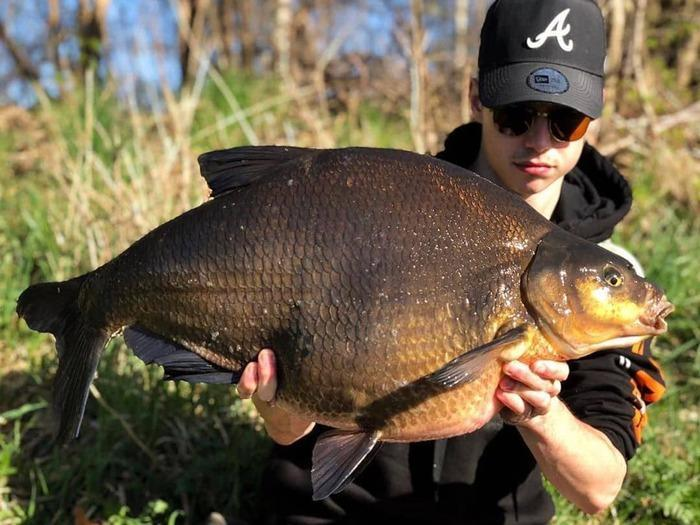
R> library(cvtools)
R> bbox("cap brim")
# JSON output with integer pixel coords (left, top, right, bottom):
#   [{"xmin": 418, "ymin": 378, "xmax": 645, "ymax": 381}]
[{"xmin": 479, "ymin": 63, "xmax": 603, "ymax": 118}]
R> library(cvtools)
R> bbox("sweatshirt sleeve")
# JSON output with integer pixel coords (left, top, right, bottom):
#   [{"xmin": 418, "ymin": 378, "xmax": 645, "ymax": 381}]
[{"xmin": 559, "ymin": 339, "xmax": 666, "ymax": 461}]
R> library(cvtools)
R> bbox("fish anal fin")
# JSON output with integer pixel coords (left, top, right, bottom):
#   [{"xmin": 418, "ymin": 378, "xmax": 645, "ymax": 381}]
[
  {"xmin": 124, "ymin": 326, "xmax": 240, "ymax": 384},
  {"xmin": 197, "ymin": 146, "xmax": 317, "ymax": 197},
  {"xmin": 311, "ymin": 429, "xmax": 382, "ymax": 501},
  {"xmin": 424, "ymin": 325, "xmax": 530, "ymax": 388}
]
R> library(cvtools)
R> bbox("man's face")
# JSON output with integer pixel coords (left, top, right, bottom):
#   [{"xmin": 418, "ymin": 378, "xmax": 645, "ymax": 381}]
[{"xmin": 476, "ymin": 102, "xmax": 587, "ymax": 198}]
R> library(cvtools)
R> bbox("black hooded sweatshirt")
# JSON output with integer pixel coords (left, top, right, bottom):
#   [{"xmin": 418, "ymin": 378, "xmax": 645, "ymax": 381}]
[{"xmin": 258, "ymin": 123, "xmax": 665, "ymax": 525}]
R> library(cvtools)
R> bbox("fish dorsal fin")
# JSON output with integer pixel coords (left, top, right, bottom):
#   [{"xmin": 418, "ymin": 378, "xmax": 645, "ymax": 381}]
[
  {"xmin": 311, "ymin": 429, "xmax": 383, "ymax": 501},
  {"xmin": 197, "ymin": 145, "xmax": 317, "ymax": 197},
  {"xmin": 124, "ymin": 326, "xmax": 241, "ymax": 384},
  {"xmin": 424, "ymin": 325, "xmax": 529, "ymax": 388}
]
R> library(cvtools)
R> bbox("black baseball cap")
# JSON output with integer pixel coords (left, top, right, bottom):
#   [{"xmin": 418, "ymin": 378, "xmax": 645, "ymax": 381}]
[{"xmin": 478, "ymin": 0, "xmax": 606, "ymax": 118}]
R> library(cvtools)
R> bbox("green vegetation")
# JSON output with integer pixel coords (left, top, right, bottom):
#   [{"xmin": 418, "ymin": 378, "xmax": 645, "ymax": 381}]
[{"xmin": 1, "ymin": 69, "xmax": 698, "ymax": 524}]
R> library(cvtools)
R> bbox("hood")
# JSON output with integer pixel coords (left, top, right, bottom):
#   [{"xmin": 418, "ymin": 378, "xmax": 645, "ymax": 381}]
[
  {"xmin": 435, "ymin": 123, "xmax": 632, "ymax": 242},
  {"xmin": 551, "ymin": 144, "xmax": 632, "ymax": 242}
]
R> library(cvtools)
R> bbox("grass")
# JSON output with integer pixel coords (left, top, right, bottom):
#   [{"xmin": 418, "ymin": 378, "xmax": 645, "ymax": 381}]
[{"xmin": 1, "ymin": 66, "xmax": 699, "ymax": 524}]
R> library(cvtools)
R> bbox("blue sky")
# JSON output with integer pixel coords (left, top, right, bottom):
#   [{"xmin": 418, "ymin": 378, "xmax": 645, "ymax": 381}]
[
  {"xmin": 0, "ymin": 0, "xmax": 181, "ymax": 107},
  {"xmin": 0, "ymin": 0, "xmax": 480, "ymax": 108},
  {"xmin": 103, "ymin": 0, "xmax": 181, "ymax": 106}
]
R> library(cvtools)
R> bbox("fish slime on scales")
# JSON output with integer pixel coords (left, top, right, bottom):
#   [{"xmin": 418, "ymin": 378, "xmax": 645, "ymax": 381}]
[{"xmin": 17, "ymin": 145, "xmax": 673, "ymax": 501}]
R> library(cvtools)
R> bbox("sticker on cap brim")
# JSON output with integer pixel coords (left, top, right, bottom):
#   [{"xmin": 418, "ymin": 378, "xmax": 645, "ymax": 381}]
[{"xmin": 527, "ymin": 68, "xmax": 569, "ymax": 94}]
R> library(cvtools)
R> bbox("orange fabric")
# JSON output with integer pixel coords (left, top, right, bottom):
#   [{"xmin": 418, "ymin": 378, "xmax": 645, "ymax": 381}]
[
  {"xmin": 631, "ymin": 406, "xmax": 648, "ymax": 444},
  {"xmin": 628, "ymin": 379, "xmax": 648, "ymax": 444},
  {"xmin": 634, "ymin": 369, "xmax": 667, "ymax": 403},
  {"xmin": 629, "ymin": 378, "xmax": 643, "ymax": 405},
  {"xmin": 631, "ymin": 341, "xmax": 645, "ymax": 355}
]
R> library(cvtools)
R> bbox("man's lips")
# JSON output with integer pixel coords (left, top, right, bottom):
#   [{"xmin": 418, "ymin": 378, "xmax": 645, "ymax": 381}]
[{"xmin": 513, "ymin": 161, "xmax": 555, "ymax": 176}]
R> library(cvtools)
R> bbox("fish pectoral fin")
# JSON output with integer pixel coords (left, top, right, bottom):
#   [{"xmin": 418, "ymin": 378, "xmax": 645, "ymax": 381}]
[
  {"xmin": 424, "ymin": 325, "xmax": 529, "ymax": 388},
  {"xmin": 197, "ymin": 146, "xmax": 318, "ymax": 197},
  {"xmin": 311, "ymin": 429, "xmax": 383, "ymax": 501},
  {"xmin": 124, "ymin": 326, "xmax": 241, "ymax": 384}
]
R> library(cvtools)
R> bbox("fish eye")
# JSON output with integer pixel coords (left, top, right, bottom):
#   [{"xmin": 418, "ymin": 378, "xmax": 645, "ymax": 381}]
[{"xmin": 603, "ymin": 266, "xmax": 623, "ymax": 287}]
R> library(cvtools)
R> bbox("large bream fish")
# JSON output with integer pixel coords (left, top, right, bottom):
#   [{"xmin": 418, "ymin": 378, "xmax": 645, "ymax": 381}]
[{"xmin": 17, "ymin": 146, "xmax": 672, "ymax": 500}]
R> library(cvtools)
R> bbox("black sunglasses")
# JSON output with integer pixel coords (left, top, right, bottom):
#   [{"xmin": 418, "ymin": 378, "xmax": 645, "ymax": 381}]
[{"xmin": 491, "ymin": 104, "xmax": 592, "ymax": 142}]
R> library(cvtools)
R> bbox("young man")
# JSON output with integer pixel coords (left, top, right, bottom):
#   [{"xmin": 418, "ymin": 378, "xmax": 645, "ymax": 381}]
[{"xmin": 238, "ymin": 1, "xmax": 666, "ymax": 523}]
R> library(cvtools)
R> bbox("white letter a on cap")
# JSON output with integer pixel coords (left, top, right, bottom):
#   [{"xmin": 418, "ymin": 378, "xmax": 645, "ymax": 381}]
[{"xmin": 526, "ymin": 9, "xmax": 574, "ymax": 52}]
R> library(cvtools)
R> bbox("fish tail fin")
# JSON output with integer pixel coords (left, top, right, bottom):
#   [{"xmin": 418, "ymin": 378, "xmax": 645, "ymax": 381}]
[{"xmin": 16, "ymin": 277, "xmax": 109, "ymax": 443}]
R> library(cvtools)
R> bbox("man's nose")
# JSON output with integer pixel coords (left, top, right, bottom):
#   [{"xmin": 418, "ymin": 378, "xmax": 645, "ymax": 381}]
[{"xmin": 523, "ymin": 116, "xmax": 553, "ymax": 152}]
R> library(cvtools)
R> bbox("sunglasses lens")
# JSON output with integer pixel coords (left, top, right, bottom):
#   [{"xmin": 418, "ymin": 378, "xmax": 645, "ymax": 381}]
[
  {"xmin": 492, "ymin": 106, "xmax": 534, "ymax": 136},
  {"xmin": 492, "ymin": 105, "xmax": 592, "ymax": 142},
  {"xmin": 550, "ymin": 110, "xmax": 591, "ymax": 141}
]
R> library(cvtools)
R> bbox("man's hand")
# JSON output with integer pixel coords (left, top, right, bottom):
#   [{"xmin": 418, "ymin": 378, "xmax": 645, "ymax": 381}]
[
  {"xmin": 237, "ymin": 349, "xmax": 316, "ymax": 445},
  {"xmin": 497, "ymin": 359, "xmax": 626, "ymax": 513},
  {"xmin": 496, "ymin": 360, "xmax": 569, "ymax": 425}
]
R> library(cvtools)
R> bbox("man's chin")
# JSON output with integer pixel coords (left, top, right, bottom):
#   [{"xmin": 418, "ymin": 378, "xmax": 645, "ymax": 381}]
[{"xmin": 523, "ymin": 175, "xmax": 564, "ymax": 194}]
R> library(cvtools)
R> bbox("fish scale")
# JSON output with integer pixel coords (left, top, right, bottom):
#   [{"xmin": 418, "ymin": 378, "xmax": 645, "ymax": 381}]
[{"xmin": 17, "ymin": 146, "xmax": 673, "ymax": 500}]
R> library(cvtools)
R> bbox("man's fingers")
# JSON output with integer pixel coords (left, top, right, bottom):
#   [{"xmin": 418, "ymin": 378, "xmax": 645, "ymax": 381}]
[
  {"xmin": 235, "ymin": 349, "xmax": 279, "ymax": 402},
  {"xmin": 502, "ymin": 362, "xmax": 557, "ymax": 395},
  {"xmin": 500, "ymin": 374, "xmax": 561, "ymax": 398},
  {"xmin": 497, "ymin": 389, "xmax": 527, "ymax": 415},
  {"xmin": 498, "ymin": 388, "xmax": 549, "ymax": 413},
  {"xmin": 256, "ymin": 349, "xmax": 278, "ymax": 403},
  {"xmin": 237, "ymin": 362, "xmax": 258, "ymax": 399},
  {"xmin": 517, "ymin": 389, "xmax": 553, "ymax": 413},
  {"xmin": 498, "ymin": 360, "xmax": 567, "ymax": 424},
  {"xmin": 532, "ymin": 360, "xmax": 570, "ymax": 381},
  {"xmin": 497, "ymin": 389, "xmax": 550, "ymax": 424},
  {"xmin": 550, "ymin": 379, "xmax": 562, "ymax": 397}
]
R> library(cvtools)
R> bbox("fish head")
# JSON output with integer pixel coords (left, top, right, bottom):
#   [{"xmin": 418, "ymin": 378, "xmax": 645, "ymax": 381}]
[{"xmin": 523, "ymin": 231, "xmax": 674, "ymax": 359}]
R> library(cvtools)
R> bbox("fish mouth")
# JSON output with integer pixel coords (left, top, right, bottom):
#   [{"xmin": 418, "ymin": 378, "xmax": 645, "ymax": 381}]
[{"xmin": 639, "ymin": 297, "xmax": 674, "ymax": 335}]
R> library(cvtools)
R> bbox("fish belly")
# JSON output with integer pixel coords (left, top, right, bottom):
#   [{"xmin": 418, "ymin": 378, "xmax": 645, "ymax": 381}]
[
  {"xmin": 276, "ymin": 353, "xmax": 504, "ymax": 442},
  {"xmin": 379, "ymin": 362, "xmax": 503, "ymax": 441}
]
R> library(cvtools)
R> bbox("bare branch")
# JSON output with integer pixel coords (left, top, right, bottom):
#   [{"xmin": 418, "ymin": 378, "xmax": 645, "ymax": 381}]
[
  {"xmin": 0, "ymin": 20, "xmax": 40, "ymax": 80},
  {"xmin": 599, "ymin": 101, "xmax": 700, "ymax": 156}
]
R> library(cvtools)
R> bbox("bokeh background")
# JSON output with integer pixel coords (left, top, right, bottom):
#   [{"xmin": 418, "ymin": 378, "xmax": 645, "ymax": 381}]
[{"xmin": 0, "ymin": 1, "xmax": 698, "ymax": 523}]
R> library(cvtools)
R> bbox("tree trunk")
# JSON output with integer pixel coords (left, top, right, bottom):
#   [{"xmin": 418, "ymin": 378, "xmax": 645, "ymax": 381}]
[
  {"xmin": 605, "ymin": 0, "xmax": 626, "ymax": 113},
  {"xmin": 292, "ymin": 1, "xmax": 316, "ymax": 75},
  {"xmin": 274, "ymin": 0, "xmax": 293, "ymax": 84},
  {"xmin": 177, "ymin": 0, "xmax": 194, "ymax": 82},
  {"xmin": 47, "ymin": 0, "xmax": 61, "ymax": 70},
  {"xmin": 630, "ymin": 0, "xmax": 655, "ymax": 120},
  {"xmin": 236, "ymin": 0, "xmax": 256, "ymax": 70},
  {"xmin": 454, "ymin": 0, "xmax": 470, "ymax": 122},
  {"xmin": 215, "ymin": 0, "xmax": 232, "ymax": 67},
  {"xmin": 77, "ymin": 0, "xmax": 110, "ymax": 74},
  {"xmin": 178, "ymin": 0, "xmax": 211, "ymax": 83},
  {"xmin": 409, "ymin": 0, "xmax": 428, "ymax": 153},
  {"xmin": 676, "ymin": 0, "xmax": 699, "ymax": 89}
]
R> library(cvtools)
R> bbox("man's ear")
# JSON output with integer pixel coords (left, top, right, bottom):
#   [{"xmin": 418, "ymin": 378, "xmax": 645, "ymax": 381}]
[{"xmin": 469, "ymin": 78, "xmax": 484, "ymax": 123}]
